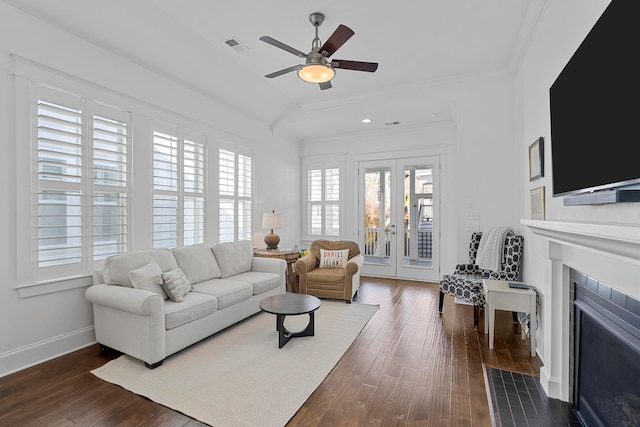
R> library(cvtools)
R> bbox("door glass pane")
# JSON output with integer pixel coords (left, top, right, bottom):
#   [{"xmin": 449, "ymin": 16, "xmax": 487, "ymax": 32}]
[
  {"xmin": 364, "ymin": 168, "xmax": 391, "ymax": 265},
  {"xmin": 403, "ymin": 166, "xmax": 433, "ymax": 267}
]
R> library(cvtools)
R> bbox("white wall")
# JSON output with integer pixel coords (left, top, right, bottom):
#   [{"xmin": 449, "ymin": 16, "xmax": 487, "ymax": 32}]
[{"xmin": 0, "ymin": 3, "xmax": 300, "ymax": 376}]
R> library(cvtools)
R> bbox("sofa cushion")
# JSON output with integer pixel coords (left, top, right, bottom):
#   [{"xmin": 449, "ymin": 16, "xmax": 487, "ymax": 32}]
[
  {"xmin": 191, "ymin": 279, "xmax": 253, "ymax": 309},
  {"xmin": 172, "ymin": 244, "xmax": 222, "ymax": 284},
  {"xmin": 320, "ymin": 249, "xmax": 349, "ymax": 268},
  {"xmin": 164, "ymin": 292, "xmax": 218, "ymax": 330},
  {"xmin": 230, "ymin": 271, "xmax": 281, "ymax": 295},
  {"xmin": 211, "ymin": 240, "xmax": 253, "ymax": 278},
  {"xmin": 161, "ymin": 267, "xmax": 192, "ymax": 302},
  {"xmin": 128, "ymin": 260, "xmax": 167, "ymax": 299},
  {"xmin": 103, "ymin": 249, "xmax": 177, "ymax": 287}
]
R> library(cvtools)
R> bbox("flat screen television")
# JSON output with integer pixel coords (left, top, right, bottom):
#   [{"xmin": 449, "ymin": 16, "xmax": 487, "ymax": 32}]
[{"xmin": 549, "ymin": 0, "xmax": 640, "ymax": 202}]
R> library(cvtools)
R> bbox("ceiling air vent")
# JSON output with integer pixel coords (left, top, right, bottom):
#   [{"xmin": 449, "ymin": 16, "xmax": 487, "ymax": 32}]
[
  {"xmin": 385, "ymin": 121, "xmax": 400, "ymax": 126},
  {"xmin": 223, "ymin": 37, "xmax": 249, "ymax": 52}
]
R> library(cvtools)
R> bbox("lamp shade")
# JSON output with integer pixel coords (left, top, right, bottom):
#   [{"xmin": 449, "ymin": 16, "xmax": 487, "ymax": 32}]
[{"xmin": 262, "ymin": 211, "xmax": 282, "ymax": 230}]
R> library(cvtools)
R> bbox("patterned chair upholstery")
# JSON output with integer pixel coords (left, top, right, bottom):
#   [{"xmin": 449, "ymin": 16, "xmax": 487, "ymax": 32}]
[{"xmin": 438, "ymin": 231, "xmax": 523, "ymax": 329}]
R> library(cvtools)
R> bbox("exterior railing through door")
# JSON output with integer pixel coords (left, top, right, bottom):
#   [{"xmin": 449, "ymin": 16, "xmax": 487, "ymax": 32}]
[{"xmin": 364, "ymin": 225, "xmax": 432, "ymax": 260}]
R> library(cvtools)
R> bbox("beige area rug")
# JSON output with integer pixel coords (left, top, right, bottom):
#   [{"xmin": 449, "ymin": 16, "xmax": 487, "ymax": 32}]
[{"xmin": 92, "ymin": 300, "xmax": 379, "ymax": 427}]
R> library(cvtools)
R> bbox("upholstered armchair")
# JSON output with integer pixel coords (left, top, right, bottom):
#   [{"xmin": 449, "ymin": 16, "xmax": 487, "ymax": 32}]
[
  {"xmin": 296, "ymin": 240, "xmax": 364, "ymax": 303},
  {"xmin": 439, "ymin": 231, "xmax": 523, "ymax": 329}
]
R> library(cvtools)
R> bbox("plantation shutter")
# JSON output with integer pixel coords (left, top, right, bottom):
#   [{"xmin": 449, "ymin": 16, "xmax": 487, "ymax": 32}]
[
  {"xmin": 36, "ymin": 87, "xmax": 130, "ymax": 270},
  {"xmin": 183, "ymin": 138, "xmax": 205, "ymax": 245},
  {"xmin": 237, "ymin": 154, "xmax": 252, "ymax": 241},
  {"xmin": 306, "ymin": 167, "xmax": 340, "ymax": 237},
  {"xmin": 324, "ymin": 168, "xmax": 340, "ymax": 236},
  {"xmin": 307, "ymin": 169, "xmax": 322, "ymax": 236},
  {"xmin": 37, "ymin": 98, "xmax": 83, "ymax": 267},
  {"xmin": 153, "ymin": 131, "xmax": 178, "ymax": 248},
  {"xmin": 92, "ymin": 110, "xmax": 128, "ymax": 260},
  {"xmin": 219, "ymin": 149, "xmax": 253, "ymax": 242},
  {"xmin": 218, "ymin": 149, "xmax": 235, "ymax": 243}
]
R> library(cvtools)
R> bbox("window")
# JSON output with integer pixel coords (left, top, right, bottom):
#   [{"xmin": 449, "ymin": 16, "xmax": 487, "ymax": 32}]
[
  {"xmin": 306, "ymin": 166, "xmax": 341, "ymax": 237},
  {"xmin": 35, "ymin": 86, "xmax": 129, "ymax": 271},
  {"xmin": 219, "ymin": 148, "xmax": 252, "ymax": 242},
  {"xmin": 153, "ymin": 129, "xmax": 205, "ymax": 248}
]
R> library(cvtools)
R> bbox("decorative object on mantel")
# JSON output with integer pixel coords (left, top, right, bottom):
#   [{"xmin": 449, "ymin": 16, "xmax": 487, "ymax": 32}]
[
  {"xmin": 262, "ymin": 210, "xmax": 282, "ymax": 250},
  {"xmin": 530, "ymin": 186, "xmax": 545, "ymax": 220},
  {"xmin": 528, "ymin": 137, "xmax": 544, "ymax": 181}
]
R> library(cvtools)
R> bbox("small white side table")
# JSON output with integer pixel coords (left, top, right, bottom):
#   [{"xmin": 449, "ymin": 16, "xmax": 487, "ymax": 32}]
[{"xmin": 483, "ymin": 279, "xmax": 536, "ymax": 356}]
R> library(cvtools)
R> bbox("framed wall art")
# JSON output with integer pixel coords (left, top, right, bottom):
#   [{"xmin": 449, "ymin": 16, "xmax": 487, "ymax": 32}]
[
  {"xmin": 528, "ymin": 137, "xmax": 544, "ymax": 181},
  {"xmin": 530, "ymin": 186, "xmax": 545, "ymax": 220}
]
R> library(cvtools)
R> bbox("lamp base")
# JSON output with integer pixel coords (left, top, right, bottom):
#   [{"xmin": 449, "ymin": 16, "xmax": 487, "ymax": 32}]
[{"xmin": 264, "ymin": 232, "xmax": 280, "ymax": 250}]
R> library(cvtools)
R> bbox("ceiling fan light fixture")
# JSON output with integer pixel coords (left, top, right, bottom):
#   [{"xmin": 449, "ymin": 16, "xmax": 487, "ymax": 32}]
[{"xmin": 298, "ymin": 64, "xmax": 335, "ymax": 83}]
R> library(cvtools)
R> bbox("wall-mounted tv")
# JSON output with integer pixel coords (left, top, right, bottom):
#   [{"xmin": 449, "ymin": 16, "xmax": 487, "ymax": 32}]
[{"xmin": 549, "ymin": 0, "xmax": 640, "ymax": 204}]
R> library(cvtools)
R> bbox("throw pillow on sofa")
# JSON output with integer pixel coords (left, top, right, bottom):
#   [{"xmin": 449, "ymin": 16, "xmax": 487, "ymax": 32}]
[
  {"xmin": 129, "ymin": 260, "xmax": 168, "ymax": 299},
  {"xmin": 161, "ymin": 267, "xmax": 192, "ymax": 302},
  {"xmin": 212, "ymin": 240, "xmax": 253, "ymax": 278},
  {"xmin": 103, "ymin": 248, "xmax": 177, "ymax": 287}
]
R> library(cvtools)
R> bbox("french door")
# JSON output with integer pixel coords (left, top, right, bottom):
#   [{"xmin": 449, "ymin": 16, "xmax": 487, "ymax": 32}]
[{"xmin": 358, "ymin": 157, "xmax": 440, "ymax": 281}]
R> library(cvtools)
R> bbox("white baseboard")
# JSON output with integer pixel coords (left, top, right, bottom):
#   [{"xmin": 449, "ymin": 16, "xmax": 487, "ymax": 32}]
[
  {"xmin": 0, "ymin": 326, "xmax": 96, "ymax": 378},
  {"xmin": 539, "ymin": 366, "xmax": 562, "ymax": 399}
]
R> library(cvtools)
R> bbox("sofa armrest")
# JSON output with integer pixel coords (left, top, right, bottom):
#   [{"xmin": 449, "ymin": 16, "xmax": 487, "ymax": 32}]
[
  {"xmin": 251, "ymin": 256, "xmax": 285, "ymax": 274},
  {"xmin": 296, "ymin": 254, "xmax": 319, "ymax": 273},
  {"xmin": 346, "ymin": 254, "xmax": 364, "ymax": 276},
  {"xmin": 85, "ymin": 283, "xmax": 167, "ymax": 365},
  {"xmin": 85, "ymin": 284, "xmax": 165, "ymax": 316},
  {"xmin": 296, "ymin": 254, "xmax": 318, "ymax": 295},
  {"xmin": 251, "ymin": 257, "xmax": 287, "ymax": 293}
]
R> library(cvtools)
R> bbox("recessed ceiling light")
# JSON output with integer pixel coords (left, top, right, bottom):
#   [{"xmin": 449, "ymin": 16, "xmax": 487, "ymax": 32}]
[{"xmin": 361, "ymin": 118, "xmax": 372, "ymax": 124}]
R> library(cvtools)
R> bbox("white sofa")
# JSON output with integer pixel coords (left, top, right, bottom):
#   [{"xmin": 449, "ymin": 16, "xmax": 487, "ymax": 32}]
[{"xmin": 85, "ymin": 240, "xmax": 286, "ymax": 368}]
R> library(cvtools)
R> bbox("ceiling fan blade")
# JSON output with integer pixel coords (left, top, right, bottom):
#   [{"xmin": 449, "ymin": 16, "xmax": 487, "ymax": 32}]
[
  {"xmin": 319, "ymin": 81, "xmax": 332, "ymax": 90},
  {"xmin": 265, "ymin": 65, "xmax": 300, "ymax": 78},
  {"xmin": 332, "ymin": 60, "xmax": 379, "ymax": 72},
  {"xmin": 259, "ymin": 36, "xmax": 308, "ymax": 58},
  {"xmin": 320, "ymin": 24, "xmax": 354, "ymax": 56}
]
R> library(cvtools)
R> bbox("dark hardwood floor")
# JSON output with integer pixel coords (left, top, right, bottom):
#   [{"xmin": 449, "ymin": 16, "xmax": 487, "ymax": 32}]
[{"xmin": 0, "ymin": 277, "xmax": 542, "ymax": 426}]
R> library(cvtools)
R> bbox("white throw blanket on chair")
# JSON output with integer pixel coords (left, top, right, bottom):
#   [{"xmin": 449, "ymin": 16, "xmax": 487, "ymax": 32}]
[{"xmin": 476, "ymin": 226, "xmax": 515, "ymax": 272}]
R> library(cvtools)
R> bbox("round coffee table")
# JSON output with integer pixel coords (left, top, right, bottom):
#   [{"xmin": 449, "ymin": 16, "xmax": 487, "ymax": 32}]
[{"xmin": 259, "ymin": 293, "xmax": 321, "ymax": 348}]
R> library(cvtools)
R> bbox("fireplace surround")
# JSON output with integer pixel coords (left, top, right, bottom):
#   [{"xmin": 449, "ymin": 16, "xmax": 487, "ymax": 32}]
[{"xmin": 522, "ymin": 220, "xmax": 640, "ymax": 403}]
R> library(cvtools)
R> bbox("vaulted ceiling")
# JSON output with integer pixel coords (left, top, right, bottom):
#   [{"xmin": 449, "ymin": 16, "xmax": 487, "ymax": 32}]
[{"xmin": 3, "ymin": 0, "xmax": 538, "ymax": 140}]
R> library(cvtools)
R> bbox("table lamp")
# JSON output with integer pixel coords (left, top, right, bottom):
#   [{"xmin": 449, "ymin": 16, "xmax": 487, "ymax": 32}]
[{"xmin": 262, "ymin": 210, "xmax": 282, "ymax": 250}]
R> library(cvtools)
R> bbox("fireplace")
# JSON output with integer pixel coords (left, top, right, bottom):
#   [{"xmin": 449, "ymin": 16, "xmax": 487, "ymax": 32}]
[
  {"xmin": 572, "ymin": 270, "xmax": 640, "ymax": 426},
  {"xmin": 522, "ymin": 219, "xmax": 640, "ymax": 404}
]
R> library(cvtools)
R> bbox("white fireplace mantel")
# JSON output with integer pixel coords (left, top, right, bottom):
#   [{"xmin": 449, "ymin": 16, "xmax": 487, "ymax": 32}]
[
  {"xmin": 522, "ymin": 219, "xmax": 640, "ymax": 266},
  {"xmin": 521, "ymin": 219, "xmax": 640, "ymax": 401}
]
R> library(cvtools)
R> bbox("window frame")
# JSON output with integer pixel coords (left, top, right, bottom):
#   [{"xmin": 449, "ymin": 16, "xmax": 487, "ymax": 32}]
[{"xmin": 14, "ymin": 80, "xmax": 132, "ymax": 293}]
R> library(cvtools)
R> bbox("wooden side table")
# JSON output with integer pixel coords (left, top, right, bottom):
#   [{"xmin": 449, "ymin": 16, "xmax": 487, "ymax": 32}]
[
  {"xmin": 253, "ymin": 249, "xmax": 301, "ymax": 293},
  {"xmin": 483, "ymin": 279, "xmax": 537, "ymax": 356}
]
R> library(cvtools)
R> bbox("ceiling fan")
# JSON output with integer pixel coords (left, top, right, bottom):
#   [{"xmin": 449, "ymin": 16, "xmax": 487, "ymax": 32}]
[{"xmin": 260, "ymin": 12, "xmax": 378, "ymax": 90}]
